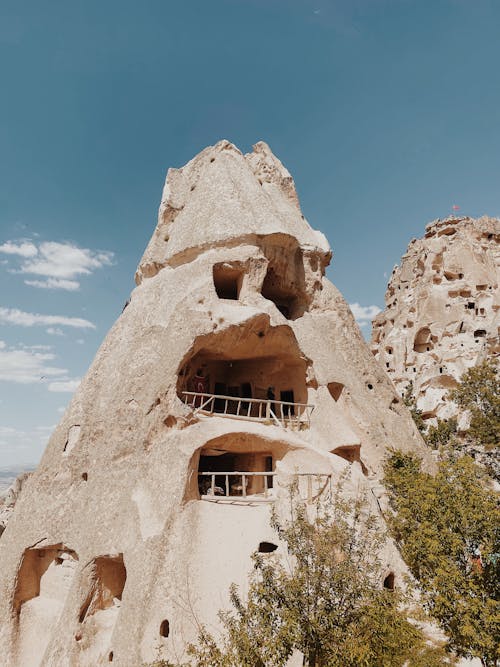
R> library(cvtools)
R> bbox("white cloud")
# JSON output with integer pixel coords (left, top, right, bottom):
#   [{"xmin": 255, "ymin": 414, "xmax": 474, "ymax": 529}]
[
  {"xmin": 0, "ymin": 307, "xmax": 95, "ymax": 329},
  {"xmin": 349, "ymin": 303, "xmax": 381, "ymax": 327},
  {"xmin": 0, "ymin": 341, "xmax": 67, "ymax": 384},
  {"xmin": 48, "ymin": 378, "xmax": 81, "ymax": 393},
  {"xmin": 0, "ymin": 241, "xmax": 38, "ymax": 258},
  {"xmin": 24, "ymin": 278, "xmax": 80, "ymax": 291},
  {"xmin": 0, "ymin": 239, "xmax": 114, "ymax": 290},
  {"xmin": 21, "ymin": 241, "xmax": 113, "ymax": 282},
  {"xmin": 46, "ymin": 327, "xmax": 65, "ymax": 336}
]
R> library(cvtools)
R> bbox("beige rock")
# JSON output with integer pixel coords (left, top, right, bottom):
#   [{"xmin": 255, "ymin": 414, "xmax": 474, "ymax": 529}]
[
  {"xmin": 0, "ymin": 141, "xmax": 431, "ymax": 666},
  {"xmin": 0, "ymin": 472, "xmax": 31, "ymax": 538},
  {"xmin": 371, "ymin": 216, "xmax": 500, "ymax": 427}
]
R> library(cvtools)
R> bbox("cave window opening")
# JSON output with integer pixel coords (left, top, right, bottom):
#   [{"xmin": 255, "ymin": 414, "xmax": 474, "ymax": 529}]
[
  {"xmin": 213, "ymin": 263, "xmax": 244, "ymax": 300},
  {"xmin": 331, "ymin": 445, "xmax": 368, "ymax": 475},
  {"xmin": 79, "ymin": 555, "xmax": 126, "ymax": 624},
  {"xmin": 160, "ymin": 620, "xmax": 170, "ymax": 638},
  {"xmin": 258, "ymin": 542, "xmax": 278, "ymax": 553},
  {"xmin": 179, "ymin": 335, "xmax": 310, "ymax": 427},
  {"xmin": 383, "ymin": 573, "xmax": 395, "ymax": 591},
  {"xmin": 413, "ymin": 327, "xmax": 433, "ymax": 353},
  {"xmin": 13, "ymin": 544, "xmax": 78, "ymax": 616},
  {"xmin": 467, "ymin": 302, "xmax": 475, "ymax": 310},
  {"xmin": 261, "ymin": 266, "xmax": 299, "ymax": 320},
  {"xmin": 328, "ymin": 382, "xmax": 344, "ymax": 402},
  {"xmin": 197, "ymin": 441, "xmax": 280, "ymax": 499},
  {"xmin": 474, "ymin": 329, "xmax": 486, "ymax": 338}
]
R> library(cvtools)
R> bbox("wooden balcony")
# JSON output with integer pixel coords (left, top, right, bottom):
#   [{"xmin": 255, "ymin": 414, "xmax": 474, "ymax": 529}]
[
  {"xmin": 198, "ymin": 471, "xmax": 333, "ymax": 503},
  {"xmin": 182, "ymin": 391, "xmax": 314, "ymax": 429}
]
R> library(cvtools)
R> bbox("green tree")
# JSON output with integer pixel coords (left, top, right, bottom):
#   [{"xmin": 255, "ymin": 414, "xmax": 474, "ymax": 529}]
[
  {"xmin": 403, "ymin": 381, "xmax": 426, "ymax": 434},
  {"xmin": 449, "ymin": 361, "xmax": 500, "ymax": 449},
  {"xmin": 384, "ymin": 450, "xmax": 500, "ymax": 667},
  {"xmin": 425, "ymin": 417, "xmax": 458, "ymax": 449},
  {"xmin": 187, "ymin": 486, "xmax": 451, "ymax": 667}
]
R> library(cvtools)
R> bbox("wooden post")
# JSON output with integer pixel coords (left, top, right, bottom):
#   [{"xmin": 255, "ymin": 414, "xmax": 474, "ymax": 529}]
[
  {"xmin": 211, "ymin": 474, "xmax": 215, "ymax": 496},
  {"xmin": 242, "ymin": 474, "xmax": 246, "ymax": 497},
  {"xmin": 225, "ymin": 475, "xmax": 229, "ymax": 497}
]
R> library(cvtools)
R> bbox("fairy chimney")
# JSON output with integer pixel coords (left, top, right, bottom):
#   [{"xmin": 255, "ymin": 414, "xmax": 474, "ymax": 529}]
[
  {"xmin": 0, "ymin": 141, "xmax": 430, "ymax": 666},
  {"xmin": 371, "ymin": 216, "xmax": 500, "ymax": 425}
]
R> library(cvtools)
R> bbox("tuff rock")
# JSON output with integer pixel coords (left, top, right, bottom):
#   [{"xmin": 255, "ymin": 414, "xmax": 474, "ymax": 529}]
[
  {"xmin": 0, "ymin": 141, "xmax": 431, "ymax": 666},
  {"xmin": 371, "ymin": 215, "xmax": 500, "ymax": 425}
]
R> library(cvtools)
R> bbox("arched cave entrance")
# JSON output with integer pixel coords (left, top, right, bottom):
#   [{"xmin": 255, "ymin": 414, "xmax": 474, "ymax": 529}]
[
  {"xmin": 185, "ymin": 432, "xmax": 291, "ymax": 501},
  {"xmin": 178, "ymin": 319, "xmax": 312, "ymax": 427}
]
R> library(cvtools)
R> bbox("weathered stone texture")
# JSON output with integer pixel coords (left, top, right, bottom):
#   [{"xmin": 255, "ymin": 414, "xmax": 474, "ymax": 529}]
[
  {"xmin": 0, "ymin": 141, "xmax": 430, "ymax": 666},
  {"xmin": 371, "ymin": 216, "xmax": 500, "ymax": 424}
]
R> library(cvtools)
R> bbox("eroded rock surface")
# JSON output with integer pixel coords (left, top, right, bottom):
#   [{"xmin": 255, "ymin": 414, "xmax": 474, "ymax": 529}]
[
  {"xmin": 371, "ymin": 215, "xmax": 500, "ymax": 425},
  {"xmin": 0, "ymin": 472, "xmax": 31, "ymax": 538},
  {"xmin": 0, "ymin": 141, "xmax": 431, "ymax": 666}
]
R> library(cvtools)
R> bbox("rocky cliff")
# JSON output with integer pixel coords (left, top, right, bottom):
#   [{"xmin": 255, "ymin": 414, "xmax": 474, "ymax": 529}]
[
  {"xmin": 0, "ymin": 141, "xmax": 431, "ymax": 667},
  {"xmin": 371, "ymin": 216, "xmax": 500, "ymax": 426}
]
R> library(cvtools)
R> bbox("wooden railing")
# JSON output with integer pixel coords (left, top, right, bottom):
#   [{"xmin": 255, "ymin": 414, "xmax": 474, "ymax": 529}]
[
  {"xmin": 198, "ymin": 471, "xmax": 333, "ymax": 503},
  {"xmin": 183, "ymin": 391, "xmax": 314, "ymax": 429},
  {"xmin": 198, "ymin": 471, "xmax": 276, "ymax": 500}
]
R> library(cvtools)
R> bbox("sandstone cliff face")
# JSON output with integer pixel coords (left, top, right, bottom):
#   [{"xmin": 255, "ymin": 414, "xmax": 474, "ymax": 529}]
[
  {"xmin": 0, "ymin": 141, "xmax": 430, "ymax": 667},
  {"xmin": 371, "ymin": 216, "xmax": 500, "ymax": 425}
]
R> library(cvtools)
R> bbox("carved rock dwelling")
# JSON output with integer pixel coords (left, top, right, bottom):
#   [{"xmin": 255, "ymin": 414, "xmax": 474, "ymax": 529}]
[
  {"xmin": 371, "ymin": 216, "xmax": 500, "ymax": 426},
  {"xmin": 0, "ymin": 141, "xmax": 430, "ymax": 666}
]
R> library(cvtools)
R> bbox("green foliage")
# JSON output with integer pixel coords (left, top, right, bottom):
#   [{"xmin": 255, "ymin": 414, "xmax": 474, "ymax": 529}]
[
  {"xmin": 187, "ymin": 486, "xmax": 450, "ymax": 666},
  {"xmin": 384, "ymin": 451, "xmax": 500, "ymax": 666},
  {"xmin": 449, "ymin": 360, "xmax": 500, "ymax": 449},
  {"xmin": 425, "ymin": 417, "xmax": 458, "ymax": 449},
  {"xmin": 403, "ymin": 381, "xmax": 426, "ymax": 434}
]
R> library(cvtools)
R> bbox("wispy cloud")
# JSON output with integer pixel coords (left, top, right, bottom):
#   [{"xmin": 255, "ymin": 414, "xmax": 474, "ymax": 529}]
[
  {"xmin": 47, "ymin": 378, "xmax": 81, "ymax": 393},
  {"xmin": 24, "ymin": 278, "xmax": 80, "ymax": 291},
  {"xmin": 0, "ymin": 239, "xmax": 114, "ymax": 290},
  {"xmin": 0, "ymin": 340, "xmax": 67, "ymax": 384},
  {"xmin": 0, "ymin": 307, "xmax": 95, "ymax": 329},
  {"xmin": 0, "ymin": 240, "xmax": 37, "ymax": 257},
  {"xmin": 349, "ymin": 303, "xmax": 381, "ymax": 327}
]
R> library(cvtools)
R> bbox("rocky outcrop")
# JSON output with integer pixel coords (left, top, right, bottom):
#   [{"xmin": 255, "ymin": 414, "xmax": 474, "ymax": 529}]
[
  {"xmin": 0, "ymin": 141, "xmax": 431, "ymax": 667},
  {"xmin": 0, "ymin": 472, "xmax": 31, "ymax": 538},
  {"xmin": 371, "ymin": 216, "xmax": 500, "ymax": 425}
]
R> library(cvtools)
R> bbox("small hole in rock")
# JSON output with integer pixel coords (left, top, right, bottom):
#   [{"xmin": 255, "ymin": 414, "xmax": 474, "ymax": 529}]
[
  {"xmin": 258, "ymin": 541, "xmax": 278, "ymax": 553},
  {"xmin": 383, "ymin": 573, "xmax": 395, "ymax": 591},
  {"xmin": 210, "ymin": 157, "xmax": 215, "ymax": 163},
  {"xmin": 108, "ymin": 651, "xmax": 114, "ymax": 662},
  {"xmin": 160, "ymin": 619, "xmax": 170, "ymax": 637},
  {"xmin": 367, "ymin": 383, "xmax": 373, "ymax": 390},
  {"xmin": 81, "ymin": 473, "xmax": 88, "ymax": 481}
]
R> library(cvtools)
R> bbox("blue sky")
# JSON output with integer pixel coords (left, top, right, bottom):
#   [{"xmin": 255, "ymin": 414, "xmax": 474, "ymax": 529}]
[{"xmin": 1, "ymin": 0, "xmax": 500, "ymax": 467}]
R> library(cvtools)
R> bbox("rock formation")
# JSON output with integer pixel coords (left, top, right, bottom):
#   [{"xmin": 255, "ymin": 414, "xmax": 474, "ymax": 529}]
[
  {"xmin": 0, "ymin": 472, "xmax": 31, "ymax": 538},
  {"xmin": 0, "ymin": 140, "xmax": 431, "ymax": 667},
  {"xmin": 371, "ymin": 216, "xmax": 500, "ymax": 426}
]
